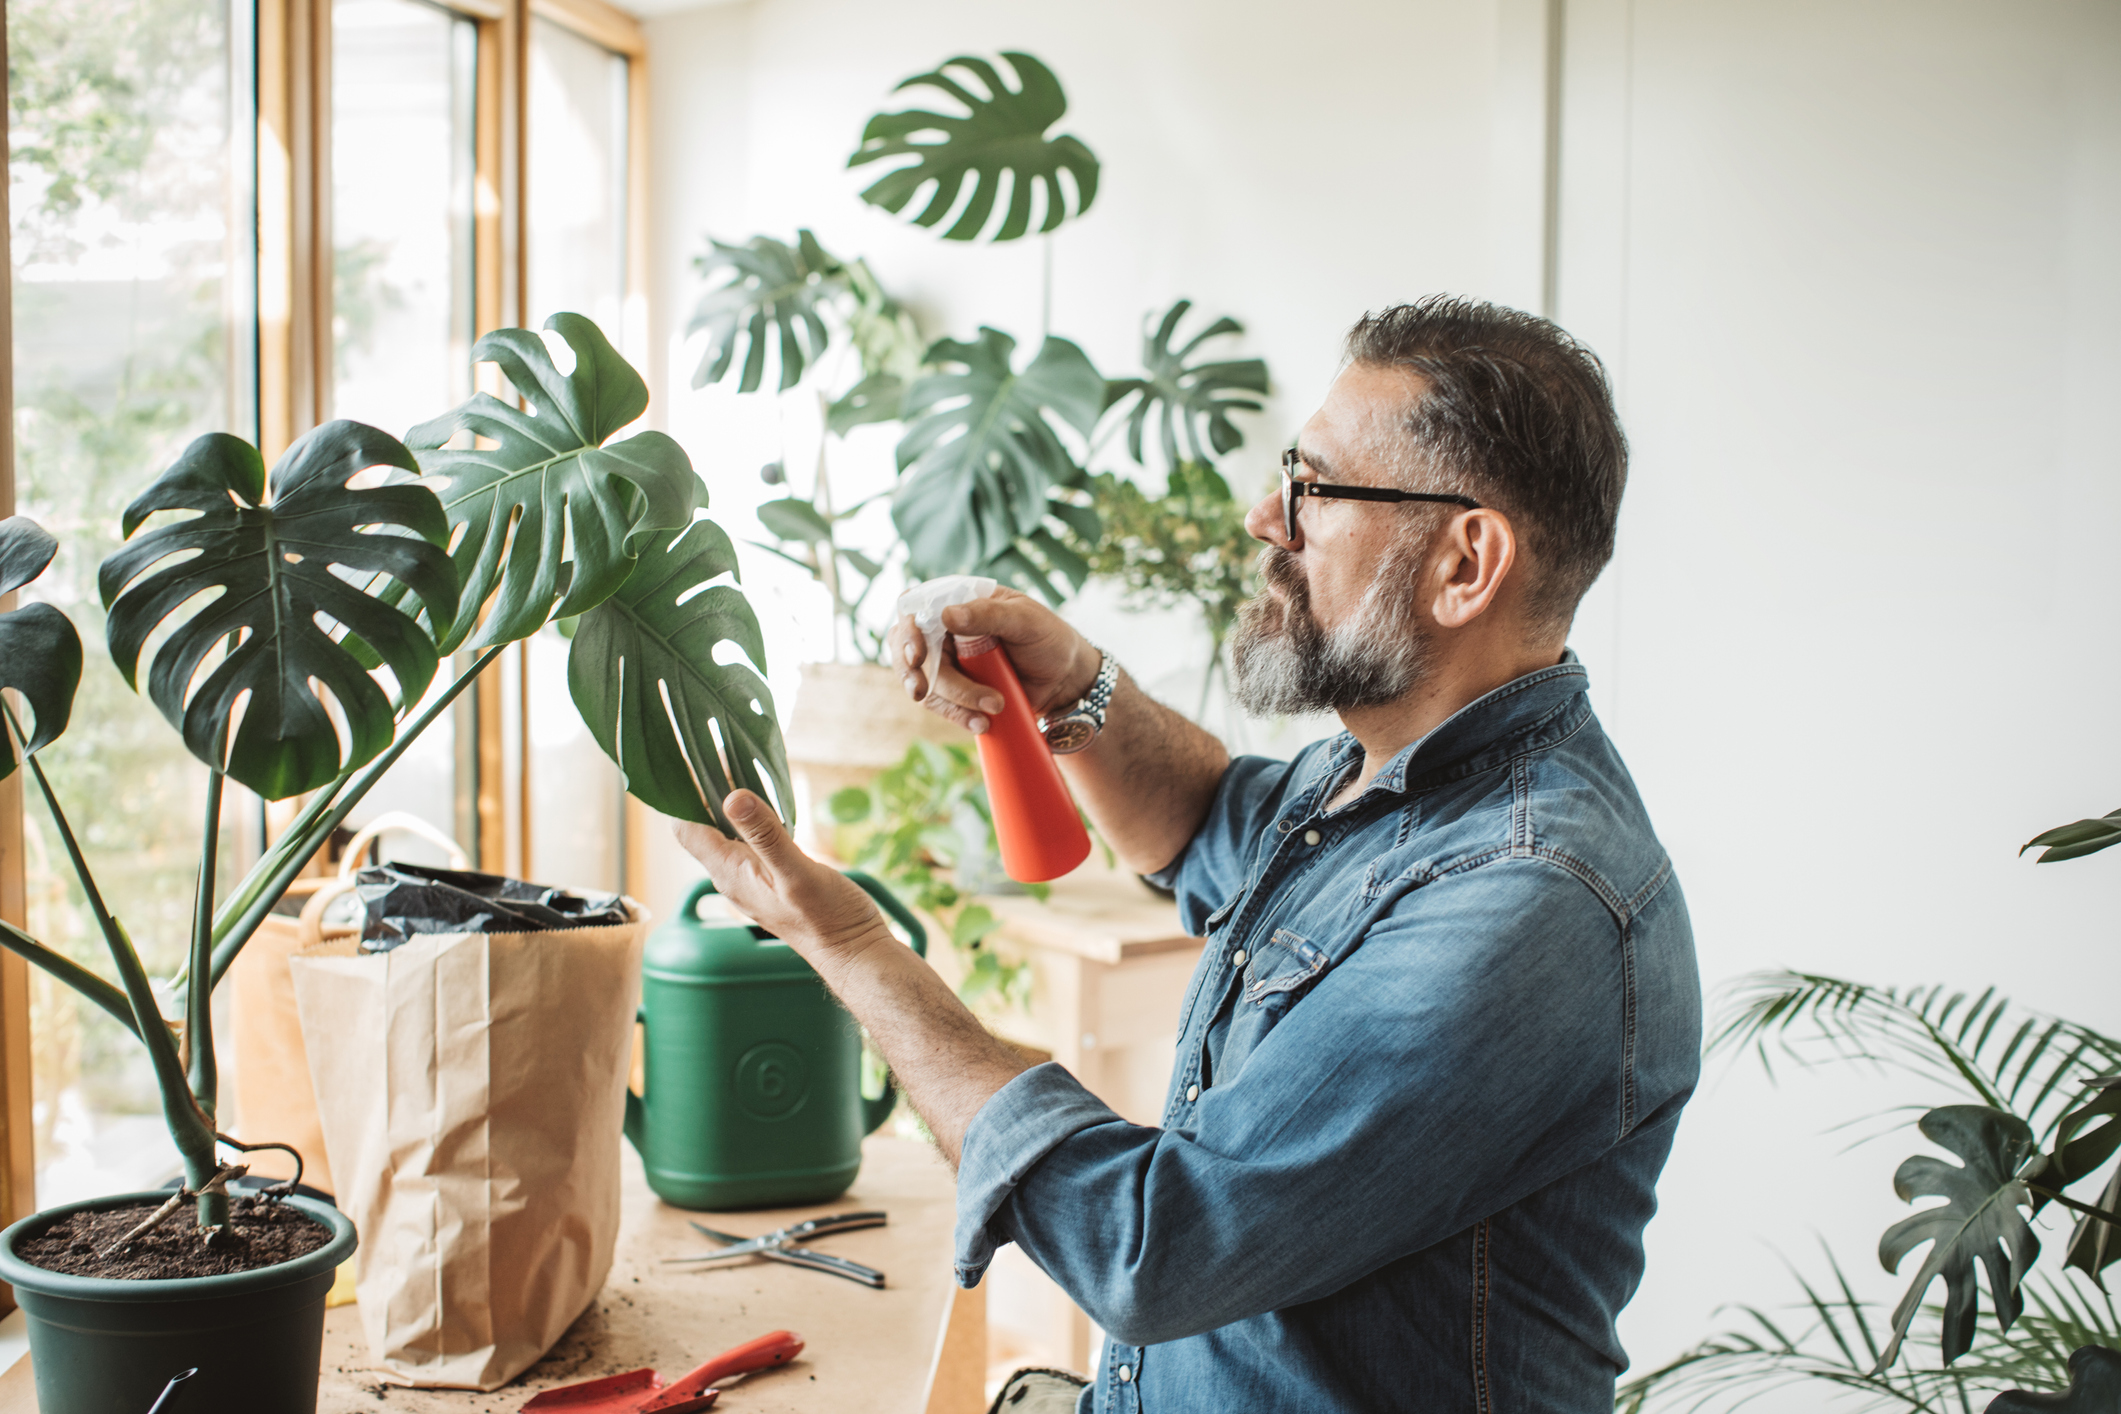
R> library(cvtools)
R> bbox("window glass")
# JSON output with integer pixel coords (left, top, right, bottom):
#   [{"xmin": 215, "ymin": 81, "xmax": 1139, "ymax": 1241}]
[
  {"xmin": 522, "ymin": 17, "xmax": 629, "ymax": 894},
  {"xmin": 8, "ymin": 0, "xmax": 255, "ymax": 1204},
  {"xmin": 331, "ymin": 0, "xmax": 478, "ymax": 866},
  {"xmin": 527, "ymin": 17, "xmax": 627, "ymax": 338}
]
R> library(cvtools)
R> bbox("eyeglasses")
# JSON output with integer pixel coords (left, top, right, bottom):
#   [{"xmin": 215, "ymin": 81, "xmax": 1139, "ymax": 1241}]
[{"xmin": 1281, "ymin": 448, "xmax": 1482, "ymax": 542}]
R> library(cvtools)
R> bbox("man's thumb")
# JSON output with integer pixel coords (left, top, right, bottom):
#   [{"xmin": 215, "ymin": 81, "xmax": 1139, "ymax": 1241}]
[{"xmin": 724, "ymin": 790, "xmax": 793, "ymax": 858}]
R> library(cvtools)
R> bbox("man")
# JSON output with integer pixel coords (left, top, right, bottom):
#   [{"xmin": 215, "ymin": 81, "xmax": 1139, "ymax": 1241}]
[{"xmin": 675, "ymin": 296, "xmax": 1701, "ymax": 1413}]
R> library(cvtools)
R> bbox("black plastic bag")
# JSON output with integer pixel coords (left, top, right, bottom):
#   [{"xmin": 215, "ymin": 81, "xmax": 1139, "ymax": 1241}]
[{"xmin": 355, "ymin": 863, "xmax": 629, "ymax": 954}]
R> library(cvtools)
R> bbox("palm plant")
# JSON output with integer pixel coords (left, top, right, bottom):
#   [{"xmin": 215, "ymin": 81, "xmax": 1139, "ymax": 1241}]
[
  {"xmin": 0, "ymin": 313, "xmax": 789, "ymax": 1239},
  {"xmin": 1621, "ymin": 969, "xmax": 2121, "ymax": 1411}
]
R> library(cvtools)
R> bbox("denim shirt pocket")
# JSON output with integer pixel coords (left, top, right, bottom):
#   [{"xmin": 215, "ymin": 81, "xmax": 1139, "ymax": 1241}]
[{"xmin": 1243, "ymin": 928, "xmax": 1330, "ymax": 1006}]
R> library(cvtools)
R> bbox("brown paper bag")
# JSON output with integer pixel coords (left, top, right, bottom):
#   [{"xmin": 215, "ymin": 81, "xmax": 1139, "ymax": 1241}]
[
  {"xmin": 227, "ymin": 877, "xmax": 368, "ymax": 1191},
  {"xmin": 228, "ymin": 813, "xmax": 469, "ymax": 1193},
  {"xmin": 289, "ymin": 905, "xmax": 647, "ymax": 1389}
]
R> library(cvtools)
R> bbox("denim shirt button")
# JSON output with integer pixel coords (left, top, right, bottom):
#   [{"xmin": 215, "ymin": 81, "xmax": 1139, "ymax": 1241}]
[
  {"xmin": 1231, "ymin": 949, "xmax": 1246, "ymax": 967},
  {"xmin": 1118, "ymin": 1365, "xmax": 1133, "ymax": 1383},
  {"xmin": 1185, "ymin": 1083, "xmax": 1200, "ymax": 1102},
  {"xmin": 1302, "ymin": 828, "xmax": 1321, "ymax": 845}
]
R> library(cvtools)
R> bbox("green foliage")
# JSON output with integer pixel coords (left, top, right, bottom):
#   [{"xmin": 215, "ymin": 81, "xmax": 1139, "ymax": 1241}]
[
  {"xmin": 0, "ymin": 519, "xmax": 83, "ymax": 777},
  {"xmin": 2023, "ymin": 811, "xmax": 2121, "ymax": 864},
  {"xmin": 1102, "ymin": 301, "xmax": 1269, "ymax": 469},
  {"xmin": 0, "ymin": 313, "xmax": 791, "ymax": 1232},
  {"xmin": 1877, "ymin": 1106, "xmax": 2040, "ymax": 1368},
  {"xmin": 407, "ymin": 313, "xmax": 703, "ymax": 651},
  {"xmin": 827, "ymin": 741, "xmax": 1037, "ymax": 1012},
  {"xmin": 1619, "ymin": 1251, "xmax": 2121, "ymax": 1414},
  {"xmin": 1633, "ymin": 971, "xmax": 2121, "ymax": 1409},
  {"xmin": 98, "ymin": 422, "xmax": 457, "ymax": 800},
  {"xmin": 849, "ymin": 52, "xmax": 1099, "ymax": 242},
  {"xmin": 5, "ymin": 0, "xmax": 218, "ymax": 262},
  {"xmin": 567, "ymin": 518, "xmax": 789, "ymax": 834},
  {"xmin": 689, "ymin": 230, "xmax": 845, "ymax": 394},
  {"xmin": 1988, "ymin": 1344, "xmax": 2121, "ymax": 1413},
  {"xmin": 1713, "ymin": 973, "xmax": 2121, "ymax": 1138},
  {"xmin": 1077, "ymin": 461, "xmax": 1257, "ymax": 715},
  {"xmin": 893, "ymin": 327, "xmax": 1104, "ymax": 579}
]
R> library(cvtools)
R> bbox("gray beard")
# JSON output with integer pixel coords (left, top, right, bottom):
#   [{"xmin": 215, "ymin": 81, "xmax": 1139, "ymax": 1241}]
[{"xmin": 1228, "ymin": 539, "xmax": 1432, "ymax": 717}]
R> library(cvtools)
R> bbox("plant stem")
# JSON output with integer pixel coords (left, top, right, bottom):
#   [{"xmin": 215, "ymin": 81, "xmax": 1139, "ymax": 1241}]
[
  {"xmin": 7, "ymin": 721, "xmax": 220, "ymax": 1211},
  {"xmin": 187, "ymin": 758, "xmax": 226, "ymax": 1230},
  {"xmin": 0, "ymin": 917, "xmax": 137, "ymax": 1035},
  {"xmin": 206, "ymin": 643, "xmax": 505, "ymax": 989},
  {"xmin": 2025, "ymin": 1180, "xmax": 2121, "ymax": 1227},
  {"xmin": 195, "ymin": 773, "xmax": 347, "ymax": 981}
]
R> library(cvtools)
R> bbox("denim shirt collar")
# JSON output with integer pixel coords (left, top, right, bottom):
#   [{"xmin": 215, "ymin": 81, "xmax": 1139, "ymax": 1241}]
[{"xmin": 1300, "ymin": 651, "xmax": 1591, "ymax": 812}]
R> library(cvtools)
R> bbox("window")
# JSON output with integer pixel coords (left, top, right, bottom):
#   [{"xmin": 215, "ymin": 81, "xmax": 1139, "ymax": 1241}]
[
  {"xmin": 0, "ymin": 0, "xmax": 647, "ymax": 1219},
  {"xmin": 8, "ymin": 0, "xmax": 258, "ymax": 1205},
  {"xmin": 512, "ymin": 8, "xmax": 639, "ymax": 894},
  {"xmin": 330, "ymin": 0, "xmax": 480, "ymax": 866}
]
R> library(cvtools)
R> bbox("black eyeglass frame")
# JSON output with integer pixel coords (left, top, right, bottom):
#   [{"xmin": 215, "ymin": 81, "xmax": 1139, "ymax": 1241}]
[{"xmin": 1280, "ymin": 447, "xmax": 1482, "ymax": 541}]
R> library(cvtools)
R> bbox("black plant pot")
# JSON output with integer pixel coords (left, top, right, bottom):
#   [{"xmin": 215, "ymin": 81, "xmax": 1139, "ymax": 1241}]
[{"xmin": 0, "ymin": 1190, "xmax": 355, "ymax": 1413}]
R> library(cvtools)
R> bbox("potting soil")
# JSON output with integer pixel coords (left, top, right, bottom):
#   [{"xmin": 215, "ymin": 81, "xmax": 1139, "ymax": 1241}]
[{"xmin": 16, "ymin": 1194, "xmax": 332, "ymax": 1279}]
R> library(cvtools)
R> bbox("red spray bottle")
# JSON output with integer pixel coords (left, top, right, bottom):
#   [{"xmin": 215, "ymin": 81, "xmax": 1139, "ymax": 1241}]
[{"xmin": 898, "ymin": 579, "xmax": 1091, "ymax": 883}]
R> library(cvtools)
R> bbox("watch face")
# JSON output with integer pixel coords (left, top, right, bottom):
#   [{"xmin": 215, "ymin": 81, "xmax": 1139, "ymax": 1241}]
[{"xmin": 1043, "ymin": 716, "xmax": 1096, "ymax": 755}]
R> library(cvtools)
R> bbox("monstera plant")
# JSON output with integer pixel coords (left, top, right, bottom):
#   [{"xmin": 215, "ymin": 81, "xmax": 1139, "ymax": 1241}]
[
  {"xmin": 0, "ymin": 312, "xmax": 786, "ymax": 1238},
  {"xmin": 683, "ymin": 49, "xmax": 1272, "ymax": 662}
]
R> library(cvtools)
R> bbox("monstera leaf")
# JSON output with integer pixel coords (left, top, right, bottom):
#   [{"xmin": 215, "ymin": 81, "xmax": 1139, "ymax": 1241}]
[
  {"xmin": 979, "ymin": 476, "xmax": 1100, "ymax": 606},
  {"xmin": 0, "ymin": 517, "xmax": 81, "ymax": 778},
  {"xmin": 99, "ymin": 423, "xmax": 457, "ymax": 800},
  {"xmin": 826, "ymin": 373, "xmax": 909, "ymax": 436},
  {"xmin": 1103, "ymin": 300, "xmax": 1269, "ymax": 468},
  {"xmin": 849, "ymin": 52, "xmax": 1099, "ymax": 242},
  {"xmin": 2032, "ymin": 1077, "xmax": 2121, "ymax": 1283},
  {"xmin": 567, "ymin": 517, "xmax": 790, "ymax": 832},
  {"xmin": 689, "ymin": 230, "xmax": 848, "ymax": 393},
  {"xmin": 1877, "ymin": 1105, "xmax": 2041, "ymax": 1369},
  {"xmin": 1985, "ymin": 1344, "xmax": 2121, "ymax": 1412},
  {"xmin": 408, "ymin": 313, "xmax": 701, "ymax": 652},
  {"xmin": 892, "ymin": 327, "xmax": 1103, "ymax": 579}
]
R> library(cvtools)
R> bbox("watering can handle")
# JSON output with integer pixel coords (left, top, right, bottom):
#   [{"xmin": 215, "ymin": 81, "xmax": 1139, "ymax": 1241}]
[
  {"xmin": 675, "ymin": 873, "xmax": 928, "ymax": 958},
  {"xmin": 675, "ymin": 873, "xmax": 927, "ymax": 1137}
]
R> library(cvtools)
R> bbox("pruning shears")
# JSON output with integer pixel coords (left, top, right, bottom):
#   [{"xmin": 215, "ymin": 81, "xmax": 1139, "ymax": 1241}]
[{"xmin": 663, "ymin": 1210, "xmax": 888, "ymax": 1288}]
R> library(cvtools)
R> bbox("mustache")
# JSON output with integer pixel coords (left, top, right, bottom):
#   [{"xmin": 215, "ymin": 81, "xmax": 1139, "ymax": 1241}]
[{"xmin": 1257, "ymin": 546, "xmax": 1305, "ymax": 598}]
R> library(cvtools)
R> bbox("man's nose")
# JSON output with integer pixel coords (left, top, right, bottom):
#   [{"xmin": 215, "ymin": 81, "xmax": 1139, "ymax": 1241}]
[{"xmin": 1244, "ymin": 489, "xmax": 1294, "ymax": 549}]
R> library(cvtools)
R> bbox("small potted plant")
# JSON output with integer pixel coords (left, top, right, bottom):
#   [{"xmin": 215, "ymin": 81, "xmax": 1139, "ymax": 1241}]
[{"xmin": 0, "ymin": 314, "xmax": 788, "ymax": 1412}]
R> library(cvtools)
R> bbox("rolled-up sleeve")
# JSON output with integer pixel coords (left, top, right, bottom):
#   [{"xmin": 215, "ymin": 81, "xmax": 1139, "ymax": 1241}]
[{"xmin": 953, "ymin": 1062, "xmax": 1130, "ymax": 1284}]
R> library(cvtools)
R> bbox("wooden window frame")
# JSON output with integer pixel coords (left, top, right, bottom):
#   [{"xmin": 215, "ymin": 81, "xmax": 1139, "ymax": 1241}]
[{"xmin": 0, "ymin": 0, "xmax": 648, "ymax": 1239}]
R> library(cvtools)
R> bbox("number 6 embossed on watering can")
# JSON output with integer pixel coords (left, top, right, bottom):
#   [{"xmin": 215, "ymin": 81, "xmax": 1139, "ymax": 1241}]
[{"xmin": 624, "ymin": 872, "xmax": 927, "ymax": 1209}]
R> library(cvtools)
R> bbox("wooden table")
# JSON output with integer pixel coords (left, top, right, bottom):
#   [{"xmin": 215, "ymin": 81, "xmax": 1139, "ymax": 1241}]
[{"xmin": 0, "ymin": 1137, "xmax": 983, "ymax": 1414}]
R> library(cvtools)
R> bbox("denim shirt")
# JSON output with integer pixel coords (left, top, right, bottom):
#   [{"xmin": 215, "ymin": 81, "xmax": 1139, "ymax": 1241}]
[{"xmin": 952, "ymin": 656, "xmax": 1702, "ymax": 1413}]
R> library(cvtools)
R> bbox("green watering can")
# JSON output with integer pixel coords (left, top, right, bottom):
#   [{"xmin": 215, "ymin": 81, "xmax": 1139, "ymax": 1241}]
[{"xmin": 624, "ymin": 872, "xmax": 926, "ymax": 1210}]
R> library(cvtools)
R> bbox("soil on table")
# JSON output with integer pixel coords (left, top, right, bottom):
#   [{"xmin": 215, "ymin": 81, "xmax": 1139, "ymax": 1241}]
[{"xmin": 16, "ymin": 1195, "xmax": 332, "ymax": 1280}]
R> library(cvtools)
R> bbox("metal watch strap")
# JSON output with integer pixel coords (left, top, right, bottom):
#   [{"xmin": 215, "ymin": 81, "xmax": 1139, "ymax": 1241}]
[{"xmin": 1040, "ymin": 648, "xmax": 1117, "ymax": 754}]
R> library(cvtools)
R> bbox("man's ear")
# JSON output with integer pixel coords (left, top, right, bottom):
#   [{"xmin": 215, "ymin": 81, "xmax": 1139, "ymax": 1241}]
[{"xmin": 1429, "ymin": 508, "xmax": 1517, "ymax": 629}]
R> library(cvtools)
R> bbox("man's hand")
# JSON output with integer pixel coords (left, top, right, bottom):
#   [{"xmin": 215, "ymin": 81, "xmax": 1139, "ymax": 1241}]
[
  {"xmin": 671, "ymin": 790, "xmax": 895, "ymax": 963},
  {"xmin": 671, "ymin": 793, "xmax": 1033, "ymax": 1167},
  {"xmin": 889, "ymin": 587, "xmax": 1102, "ymax": 733}
]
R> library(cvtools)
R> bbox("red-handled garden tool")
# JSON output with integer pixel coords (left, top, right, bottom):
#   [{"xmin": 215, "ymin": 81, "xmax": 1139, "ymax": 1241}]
[{"xmin": 518, "ymin": 1330, "xmax": 805, "ymax": 1414}]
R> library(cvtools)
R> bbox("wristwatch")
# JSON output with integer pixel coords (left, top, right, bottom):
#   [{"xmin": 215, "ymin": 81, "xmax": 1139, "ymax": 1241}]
[{"xmin": 1040, "ymin": 647, "xmax": 1117, "ymax": 755}]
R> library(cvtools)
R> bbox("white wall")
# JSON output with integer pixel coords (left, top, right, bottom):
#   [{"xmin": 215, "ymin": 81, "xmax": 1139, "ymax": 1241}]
[
  {"xmin": 1559, "ymin": 1, "xmax": 2121, "ymax": 1397},
  {"xmin": 635, "ymin": 0, "xmax": 2121, "ymax": 1399}
]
